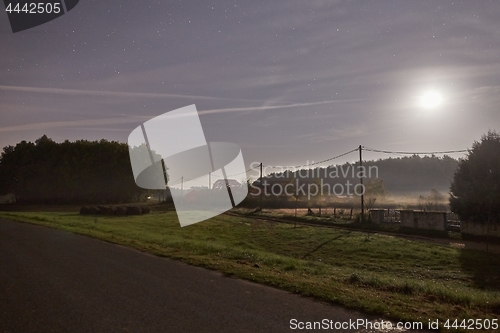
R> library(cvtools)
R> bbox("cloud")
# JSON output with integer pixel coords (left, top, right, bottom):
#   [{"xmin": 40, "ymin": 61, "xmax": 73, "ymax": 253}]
[
  {"xmin": 0, "ymin": 116, "xmax": 148, "ymax": 133},
  {"xmin": 0, "ymin": 85, "xmax": 253, "ymax": 102},
  {"xmin": 198, "ymin": 99, "xmax": 351, "ymax": 116},
  {"xmin": 0, "ymin": 99, "xmax": 350, "ymax": 132}
]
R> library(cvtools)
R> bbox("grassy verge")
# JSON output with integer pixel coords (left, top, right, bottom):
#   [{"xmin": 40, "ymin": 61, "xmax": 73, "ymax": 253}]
[{"xmin": 1, "ymin": 210, "xmax": 499, "ymax": 331}]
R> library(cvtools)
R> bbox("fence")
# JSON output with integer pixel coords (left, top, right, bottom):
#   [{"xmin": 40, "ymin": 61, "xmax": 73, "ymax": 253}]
[
  {"xmin": 369, "ymin": 209, "xmax": 463, "ymax": 231},
  {"xmin": 263, "ymin": 207, "xmax": 359, "ymax": 219},
  {"xmin": 400, "ymin": 210, "xmax": 447, "ymax": 231}
]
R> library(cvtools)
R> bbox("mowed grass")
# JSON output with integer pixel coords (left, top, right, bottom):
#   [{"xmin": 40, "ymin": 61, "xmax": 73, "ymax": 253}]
[{"xmin": 1, "ymin": 210, "xmax": 499, "ymax": 330}]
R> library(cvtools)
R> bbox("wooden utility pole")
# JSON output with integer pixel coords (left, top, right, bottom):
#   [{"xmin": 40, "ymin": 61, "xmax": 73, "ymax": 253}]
[
  {"xmin": 260, "ymin": 162, "xmax": 263, "ymax": 212},
  {"xmin": 359, "ymin": 145, "xmax": 365, "ymax": 222}
]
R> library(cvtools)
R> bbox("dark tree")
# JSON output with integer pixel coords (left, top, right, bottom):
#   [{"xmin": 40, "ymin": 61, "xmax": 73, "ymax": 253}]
[
  {"xmin": 0, "ymin": 136, "xmax": 145, "ymax": 204},
  {"xmin": 450, "ymin": 130, "xmax": 500, "ymax": 223}
]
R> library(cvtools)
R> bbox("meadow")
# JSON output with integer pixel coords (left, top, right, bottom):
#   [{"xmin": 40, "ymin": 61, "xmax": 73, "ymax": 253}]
[{"xmin": 1, "ymin": 209, "xmax": 499, "ymax": 331}]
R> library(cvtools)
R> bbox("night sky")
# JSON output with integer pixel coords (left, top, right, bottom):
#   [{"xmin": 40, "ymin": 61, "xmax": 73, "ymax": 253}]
[{"xmin": 1, "ymin": 0, "xmax": 499, "ymax": 170}]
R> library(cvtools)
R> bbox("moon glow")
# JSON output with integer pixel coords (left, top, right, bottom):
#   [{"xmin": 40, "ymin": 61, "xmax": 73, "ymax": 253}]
[{"xmin": 419, "ymin": 91, "xmax": 443, "ymax": 109}]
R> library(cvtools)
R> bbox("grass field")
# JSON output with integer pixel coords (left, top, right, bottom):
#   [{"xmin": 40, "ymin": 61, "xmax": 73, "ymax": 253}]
[{"xmin": 1, "ymin": 209, "xmax": 499, "ymax": 331}]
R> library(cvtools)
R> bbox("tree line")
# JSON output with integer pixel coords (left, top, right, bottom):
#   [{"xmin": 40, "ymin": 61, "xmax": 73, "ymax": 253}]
[
  {"xmin": 261, "ymin": 154, "xmax": 459, "ymax": 194},
  {"xmin": 0, "ymin": 135, "xmax": 144, "ymax": 204}
]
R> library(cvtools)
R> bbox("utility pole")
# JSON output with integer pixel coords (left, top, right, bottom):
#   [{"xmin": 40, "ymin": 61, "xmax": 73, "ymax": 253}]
[
  {"xmin": 181, "ymin": 176, "xmax": 184, "ymax": 202},
  {"xmin": 161, "ymin": 159, "xmax": 168, "ymax": 202},
  {"xmin": 208, "ymin": 172, "xmax": 211, "ymax": 190},
  {"xmin": 221, "ymin": 167, "xmax": 235, "ymax": 207},
  {"xmin": 260, "ymin": 162, "xmax": 263, "ymax": 212},
  {"xmin": 359, "ymin": 145, "xmax": 365, "ymax": 222}
]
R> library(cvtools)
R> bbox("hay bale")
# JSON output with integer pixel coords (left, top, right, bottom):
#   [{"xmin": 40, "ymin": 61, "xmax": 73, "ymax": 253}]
[
  {"xmin": 89, "ymin": 206, "xmax": 101, "ymax": 215},
  {"xmin": 97, "ymin": 206, "xmax": 107, "ymax": 215},
  {"xmin": 102, "ymin": 206, "xmax": 116, "ymax": 215},
  {"xmin": 126, "ymin": 206, "xmax": 142, "ymax": 215},
  {"xmin": 79, "ymin": 206, "xmax": 91, "ymax": 215},
  {"xmin": 115, "ymin": 206, "xmax": 127, "ymax": 216}
]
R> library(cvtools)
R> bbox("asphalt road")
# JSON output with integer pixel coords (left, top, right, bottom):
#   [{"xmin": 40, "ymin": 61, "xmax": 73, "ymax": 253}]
[{"xmin": 0, "ymin": 219, "xmax": 430, "ymax": 333}]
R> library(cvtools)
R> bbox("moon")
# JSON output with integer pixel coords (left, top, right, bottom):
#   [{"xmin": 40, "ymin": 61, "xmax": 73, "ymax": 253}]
[{"xmin": 419, "ymin": 91, "xmax": 443, "ymax": 109}]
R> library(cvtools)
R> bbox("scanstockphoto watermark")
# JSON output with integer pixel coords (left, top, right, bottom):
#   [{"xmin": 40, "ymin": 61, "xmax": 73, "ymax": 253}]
[
  {"xmin": 248, "ymin": 161, "xmax": 379, "ymax": 200},
  {"xmin": 253, "ymin": 178, "xmax": 364, "ymax": 200}
]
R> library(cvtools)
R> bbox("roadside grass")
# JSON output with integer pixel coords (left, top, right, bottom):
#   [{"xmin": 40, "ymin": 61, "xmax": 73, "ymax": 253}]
[{"xmin": 1, "ymin": 210, "xmax": 499, "ymax": 331}]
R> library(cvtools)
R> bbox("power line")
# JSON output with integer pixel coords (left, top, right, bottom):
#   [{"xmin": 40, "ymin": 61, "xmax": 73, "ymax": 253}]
[
  {"xmin": 226, "ymin": 166, "xmax": 260, "ymax": 178},
  {"xmin": 264, "ymin": 147, "xmax": 359, "ymax": 169},
  {"xmin": 211, "ymin": 145, "xmax": 468, "ymax": 180},
  {"xmin": 225, "ymin": 147, "xmax": 359, "ymax": 178},
  {"xmin": 362, "ymin": 146, "xmax": 468, "ymax": 155}
]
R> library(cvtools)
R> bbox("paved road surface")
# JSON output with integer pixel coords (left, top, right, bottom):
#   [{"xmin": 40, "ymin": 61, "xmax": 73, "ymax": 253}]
[{"xmin": 0, "ymin": 219, "xmax": 430, "ymax": 333}]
